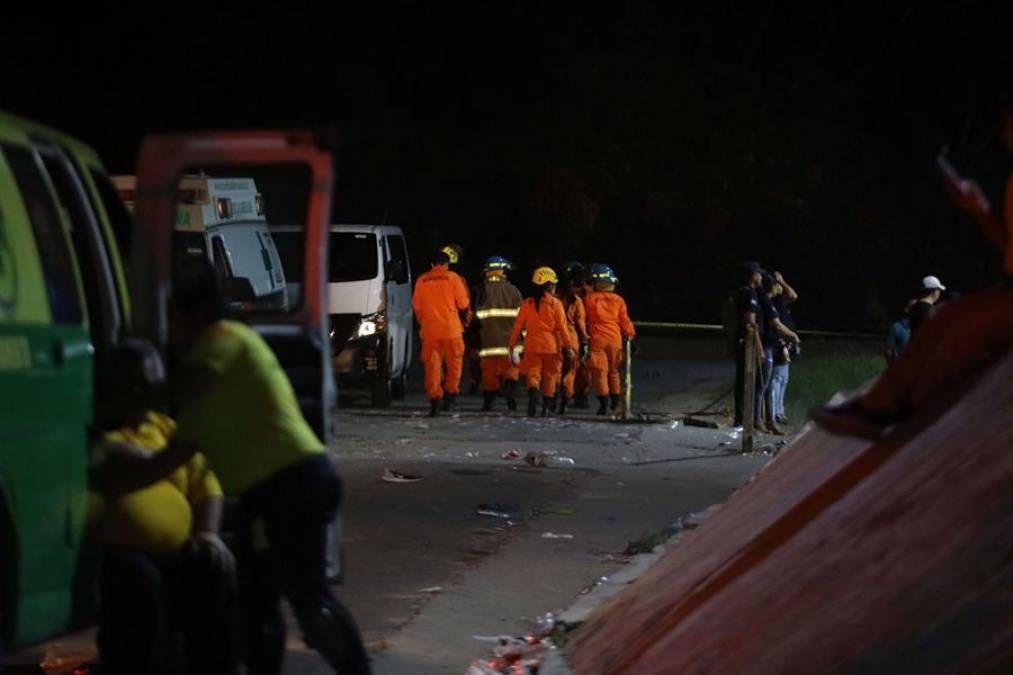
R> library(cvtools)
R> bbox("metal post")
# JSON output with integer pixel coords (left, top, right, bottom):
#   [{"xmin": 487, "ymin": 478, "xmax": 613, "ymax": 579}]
[{"xmin": 742, "ymin": 325, "xmax": 755, "ymax": 453}]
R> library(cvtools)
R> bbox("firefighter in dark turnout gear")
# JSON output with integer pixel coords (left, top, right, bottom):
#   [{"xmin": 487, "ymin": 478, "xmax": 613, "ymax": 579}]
[{"xmin": 473, "ymin": 257, "xmax": 524, "ymax": 411}]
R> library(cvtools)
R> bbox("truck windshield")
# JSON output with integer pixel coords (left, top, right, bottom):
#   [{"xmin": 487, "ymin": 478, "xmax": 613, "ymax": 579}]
[{"xmin": 329, "ymin": 232, "xmax": 378, "ymax": 282}]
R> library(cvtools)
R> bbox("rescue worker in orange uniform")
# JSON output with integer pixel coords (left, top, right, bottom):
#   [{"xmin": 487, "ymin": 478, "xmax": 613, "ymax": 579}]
[
  {"xmin": 584, "ymin": 263, "xmax": 636, "ymax": 415},
  {"xmin": 413, "ymin": 248, "xmax": 471, "ymax": 416},
  {"xmin": 555, "ymin": 274, "xmax": 589, "ymax": 415},
  {"xmin": 442, "ymin": 244, "xmax": 480, "ymax": 393},
  {"xmin": 508, "ymin": 267, "xmax": 578, "ymax": 417},
  {"xmin": 564, "ymin": 262, "xmax": 594, "ymax": 408},
  {"xmin": 473, "ymin": 256, "xmax": 523, "ymax": 411}
]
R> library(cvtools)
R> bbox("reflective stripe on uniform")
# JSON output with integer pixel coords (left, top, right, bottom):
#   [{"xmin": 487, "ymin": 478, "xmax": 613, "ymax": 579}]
[
  {"xmin": 479, "ymin": 346, "xmax": 523, "ymax": 358},
  {"xmin": 475, "ymin": 308, "xmax": 520, "ymax": 320}
]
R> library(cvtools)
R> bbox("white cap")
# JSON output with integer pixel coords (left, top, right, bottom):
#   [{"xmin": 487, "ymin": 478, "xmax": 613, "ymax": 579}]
[{"xmin": 921, "ymin": 275, "xmax": 946, "ymax": 291}]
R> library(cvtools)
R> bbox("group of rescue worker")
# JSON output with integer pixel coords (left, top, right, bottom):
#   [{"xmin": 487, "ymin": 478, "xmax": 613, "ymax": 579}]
[{"xmin": 411, "ymin": 245, "xmax": 636, "ymax": 418}]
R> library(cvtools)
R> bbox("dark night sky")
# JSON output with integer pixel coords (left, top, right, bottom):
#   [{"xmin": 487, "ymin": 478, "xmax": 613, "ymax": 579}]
[{"xmin": 4, "ymin": 3, "xmax": 1011, "ymax": 330}]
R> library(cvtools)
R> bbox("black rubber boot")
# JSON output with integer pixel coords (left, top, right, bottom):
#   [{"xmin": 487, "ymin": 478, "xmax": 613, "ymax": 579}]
[
  {"xmin": 574, "ymin": 393, "xmax": 588, "ymax": 409},
  {"xmin": 503, "ymin": 380, "xmax": 518, "ymax": 411},
  {"xmin": 596, "ymin": 396, "xmax": 609, "ymax": 416},
  {"xmin": 542, "ymin": 395, "xmax": 556, "ymax": 417},
  {"xmin": 429, "ymin": 399, "xmax": 441, "ymax": 417},
  {"xmin": 609, "ymin": 394, "xmax": 620, "ymax": 411},
  {"xmin": 527, "ymin": 387, "xmax": 540, "ymax": 417},
  {"xmin": 443, "ymin": 393, "xmax": 456, "ymax": 412},
  {"xmin": 559, "ymin": 398, "xmax": 568, "ymax": 415},
  {"xmin": 481, "ymin": 391, "xmax": 496, "ymax": 412}
]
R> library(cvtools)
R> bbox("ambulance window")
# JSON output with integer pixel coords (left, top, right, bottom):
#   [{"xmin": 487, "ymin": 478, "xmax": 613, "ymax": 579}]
[
  {"xmin": 1, "ymin": 143, "xmax": 83, "ymax": 324},
  {"xmin": 39, "ymin": 147, "xmax": 119, "ymax": 350},
  {"xmin": 210, "ymin": 236, "xmax": 233, "ymax": 281},
  {"xmin": 88, "ymin": 169, "xmax": 133, "ymax": 264}
]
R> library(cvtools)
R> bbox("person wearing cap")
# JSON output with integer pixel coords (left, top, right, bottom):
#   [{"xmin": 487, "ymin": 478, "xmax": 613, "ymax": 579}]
[
  {"xmin": 584, "ymin": 263, "xmax": 636, "ymax": 416},
  {"xmin": 812, "ymin": 109, "xmax": 1013, "ymax": 440},
  {"xmin": 508, "ymin": 267, "xmax": 577, "ymax": 417},
  {"xmin": 909, "ymin": 275, "xmax": 946, "ymax": 334},
  {"xmin": 472, "ymin": 256, "xmax": 524, "ymax": 411},
  {"xmin": 413, "ymin": 248, "xmax": 472, "ymax": 416},
  {"xmin": 729, "ymin": 262, "xmax": 765, "ymax": 428}
]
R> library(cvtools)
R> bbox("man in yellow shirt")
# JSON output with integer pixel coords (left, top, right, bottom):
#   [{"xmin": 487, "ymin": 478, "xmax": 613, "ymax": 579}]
[
  {"xmin": 90, "ymin": 339, "xmax": 236, "ymax": 675},
  {"xmin": 167, "ymin": 260, "xmax": 370, "ymax": 675}
]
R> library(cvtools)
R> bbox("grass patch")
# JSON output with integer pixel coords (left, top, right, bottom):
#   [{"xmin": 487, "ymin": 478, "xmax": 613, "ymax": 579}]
[{"xmin": 783, "ymin": 340, "xmax": 885, "ymax": 427}]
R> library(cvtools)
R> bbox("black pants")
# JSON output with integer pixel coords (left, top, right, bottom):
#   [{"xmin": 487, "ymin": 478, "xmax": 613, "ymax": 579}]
[
  {"xmin": 236, "ymin": 454, "xmax": 370, "ymax": 675},
  {"xmin": 98, "ymin": 545, "xmax": 238, "ymax": 675}
]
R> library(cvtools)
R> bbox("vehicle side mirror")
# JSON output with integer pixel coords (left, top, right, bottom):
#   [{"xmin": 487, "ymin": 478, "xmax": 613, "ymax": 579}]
[
  {"xmin": 222, "ymin": 276, "xmax": 257, "ymax": 304},
  {"xmin": 385, "ymin": 260, "xmax": 408, "ymax": 284}
]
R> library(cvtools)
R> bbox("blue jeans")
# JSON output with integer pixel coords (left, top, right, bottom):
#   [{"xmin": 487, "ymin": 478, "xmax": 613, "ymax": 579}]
[
  {"xmin": 759, "ymin": 346, "xmax": 775, "ymax": 424},
  {"xmin": 771, "ymin": 362, "xmax": 790, "ymax": 418}
]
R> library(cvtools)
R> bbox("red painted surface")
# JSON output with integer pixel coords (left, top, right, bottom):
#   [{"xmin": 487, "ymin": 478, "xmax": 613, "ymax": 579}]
[{"xmin": 569, "ymin": 349, "xmax": 1013, "ymax": 674}]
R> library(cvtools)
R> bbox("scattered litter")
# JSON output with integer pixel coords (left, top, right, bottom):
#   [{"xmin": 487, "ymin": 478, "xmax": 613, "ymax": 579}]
[
  {"xmin": 718, "ymin": 441, "xmax": 731, "ymax": 447},
  {"xmin": 535, "ymin": 612, "xmax": 556, "ymax": 637},
  {"xmin": 381, "ymin": 467, "xmax": 421, "ymax": 483},
  {"xmin": 540, "ymin": 532, "xmax": 575, "ymax": 540},
  {"xmin": 466, "ymin": 632, "xmax": 553, "ymax": 674},
  {"xmin": 418, "ymin": 586, "xmax": 443, "ymax": 594},
  {"xmin": 729, "ymin": 430, "xmax": 742, "ymax": 440},
  {"xmin": 543, "ymin": 507, "xmax": 575, "ymax": 515},
  {"xmin": 477, "ymin": 503, "xmax": 517, "ymax": 520},
  {"xmin": 552, "ymin": 456, "xmax": 575, "ymax": 465},
  {"xmin": 465, "ymin": 451, "xmax": 480, "ymax": 458},
  {"xmin": 501, "ymin": 449, "xmax": 522, "ymax": 460},
  {"xmin": 669, "ymin": 421, "xmax": 680, "ymax": 429},
  {"xmin": 524, "ymin": 451, "xmax": 547, "ymax": 467},
  {"xmin": 613, "ymin": 432, "xmax": 630, "ymax": 439}
]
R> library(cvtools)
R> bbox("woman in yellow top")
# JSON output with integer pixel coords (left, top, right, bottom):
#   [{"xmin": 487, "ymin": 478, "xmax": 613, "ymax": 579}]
[{"xmin": 508, "ymin": 267, "xmax": 578, "ymax": 417}]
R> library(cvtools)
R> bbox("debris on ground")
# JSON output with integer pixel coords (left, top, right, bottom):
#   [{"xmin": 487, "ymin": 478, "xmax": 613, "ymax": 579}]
[
  {"xmin": 476, "ymin": 503, "xmax": 518, "ymax": 520},
  {"xmin": 418, "ymin": 586, "xmax": 443, "ymax": 594},
  {"xmin": 622, "ymin": 530, "xmax": 667, "ymax": 555},
  {"xmin": 540, "ymin": 532, "xmax": 575, "ymax": 540},
  {"xmin": 524, "ymin": 451, "xmax": 547, "ymax": 467},
  {"xmin": 501, "ymin": 449, "xmax": 522, "ymax": 460},
  {"xmin": 464, "ymin": 612, "xmax": 558, "ymax": 674},
  {"xmin": 381, "ymin": 467, "xmax": 422, "ymax": 483}
]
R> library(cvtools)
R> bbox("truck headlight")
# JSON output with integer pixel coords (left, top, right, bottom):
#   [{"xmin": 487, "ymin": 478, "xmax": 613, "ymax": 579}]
[{"xmin": 357, "ymin": 312, "xmax": 386, "ymax": 338}]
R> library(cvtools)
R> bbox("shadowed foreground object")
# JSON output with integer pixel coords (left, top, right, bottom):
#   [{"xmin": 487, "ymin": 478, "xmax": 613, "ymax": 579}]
[{"xmin": 567, "ymin": 349, "xmax": 1013, "ymax": 674}]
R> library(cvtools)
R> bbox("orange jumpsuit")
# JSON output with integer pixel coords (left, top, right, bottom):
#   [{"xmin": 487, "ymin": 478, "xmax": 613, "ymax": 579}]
[
  {"xmin": 584, "ymin": 290, "xmax": 636, "ymax": 396},
  {"xmin": 412, "ymin": 265, "xmax": 471, "ymax": 400},
  {"xmin": 508, "ymin": 294, "xmax": 577, "ymax": 397},
  {"xmin": 558, "ymin": 294, "xmax": 589, "ymax": 399}
]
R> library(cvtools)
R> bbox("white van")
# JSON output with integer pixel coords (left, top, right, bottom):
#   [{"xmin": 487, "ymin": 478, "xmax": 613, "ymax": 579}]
[
  {"xmin": 272, "ymin": 224, "xmax": 413, "ymax": 406},
  {"xmin": 113, "ymin": 174, "xmax": 288, "ymax": 311}
]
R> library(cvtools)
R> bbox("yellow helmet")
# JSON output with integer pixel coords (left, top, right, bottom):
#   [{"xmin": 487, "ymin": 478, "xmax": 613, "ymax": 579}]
[
  {"xmin": 440, "ymin": 244, "xmax": 462, "ymax": 265},
  {"xmin": 532, "ymin": 266, "xmax": 558, "ymax": 285}
]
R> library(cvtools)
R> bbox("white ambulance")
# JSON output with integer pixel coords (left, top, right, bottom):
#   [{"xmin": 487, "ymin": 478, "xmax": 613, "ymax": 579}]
[{"xmin": 113, "ymin": 174, "xmax": 288, "ymax": 311}]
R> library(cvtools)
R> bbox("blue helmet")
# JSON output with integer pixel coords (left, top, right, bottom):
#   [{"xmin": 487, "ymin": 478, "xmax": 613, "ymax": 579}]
[
  {"xmin": 483, "ymin": 255, "xmax": 514, "ymax": 272},
  {"xmin": 589, "ymin": 262, "xmax": 618, "ymax": 285}
]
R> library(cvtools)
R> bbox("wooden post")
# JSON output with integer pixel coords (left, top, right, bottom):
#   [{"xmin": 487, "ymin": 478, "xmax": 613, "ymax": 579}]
[
  {"xmin": 621, "ymin": 337, "xmax": 633, "ymax": 421},
  {"xmin": 742, "ymin": 324, "xmax": 756, "ymax": 453}
]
